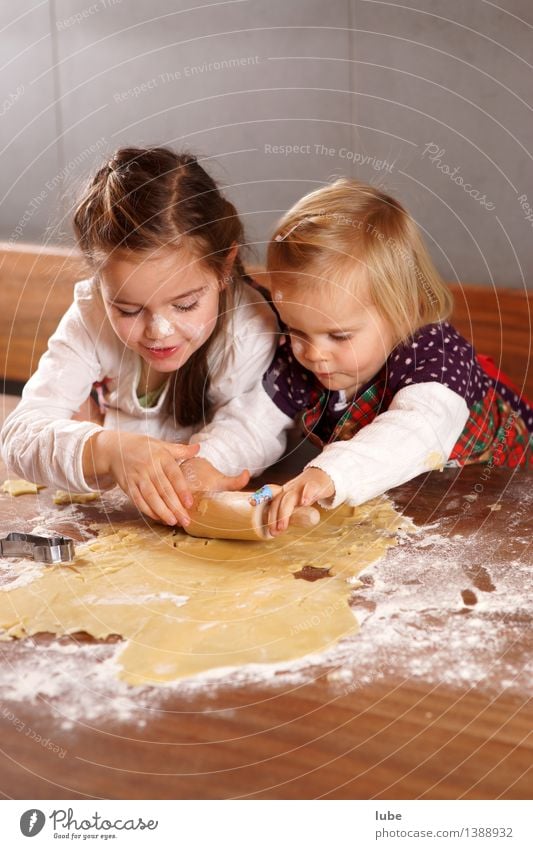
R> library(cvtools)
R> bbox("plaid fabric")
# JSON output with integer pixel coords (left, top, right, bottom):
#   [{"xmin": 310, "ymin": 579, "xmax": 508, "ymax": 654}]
[
  {"xmin": 301, "ymin": 372, "xmax": 533, "ymax": 468},
  {"xmin": 301, "ymin": 370, "xmax": 393, "ymax": 445},
  {"xmin": 450, "ymin": 388, "xmax": 533, "ymax": 468}
]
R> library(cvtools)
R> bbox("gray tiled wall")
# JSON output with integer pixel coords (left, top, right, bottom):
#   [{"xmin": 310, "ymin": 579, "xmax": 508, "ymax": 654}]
[{"xmin": 1, "ymin": 0, "xmax": 531, "ymax": 287}]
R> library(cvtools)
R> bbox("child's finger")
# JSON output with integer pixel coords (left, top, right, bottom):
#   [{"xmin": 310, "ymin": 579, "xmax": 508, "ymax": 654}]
[
  {"xmin": 156, "ymin": 466, "xmax": 193, "ymax": 519},
  {"xmin": 278, "ymin": 491, "xmax": 300, "ymax": 533},
  {"xmin": 301, "ymin": 481, "xmax": 320, "ymax": 506},
  {"xmin": 165, "ymin": 462, "xmax": 194, "ymax": 510},
  {"xmin": 265, "ymin": 494, "xmax": 283, "ymax": 535},
  {"xmin": 138, "ymin": 479, "xmax": 183, "ymax": 526},
  {"xmin": 129, "ymin": 484, "xmax": 163, "ymax": 524},
  {"xmin": 268, "ymin": 489, "xmax": 298, "ymax": 536}
]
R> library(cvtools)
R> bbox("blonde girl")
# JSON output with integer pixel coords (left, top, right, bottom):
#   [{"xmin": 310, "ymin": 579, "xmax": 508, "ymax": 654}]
[
  {"xmin": 249, "ymin": 179, "xmax": 532, "ymax": 534},
  {"xmin": 1, "ymin": 147, "xmax": 282, "ymax": 526}
]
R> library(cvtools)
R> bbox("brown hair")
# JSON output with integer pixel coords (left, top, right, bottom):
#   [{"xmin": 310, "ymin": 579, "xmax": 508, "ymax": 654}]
[
  {"xmin": 73, "ymin": 146, "xmax": 247, "ymax": 427},
  {"xmin": 267, "ymin": 178, "xmax": 452, "ymax": 343}
]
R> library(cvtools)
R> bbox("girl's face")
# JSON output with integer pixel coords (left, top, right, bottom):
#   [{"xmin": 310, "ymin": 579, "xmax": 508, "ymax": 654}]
[
  {"xmin": 273, "ymin": 275, "xmax": 395, "ymax": 399},
  {"xmin": 99, "ymin": 247, "xmax": 223, "ymax": 374}
]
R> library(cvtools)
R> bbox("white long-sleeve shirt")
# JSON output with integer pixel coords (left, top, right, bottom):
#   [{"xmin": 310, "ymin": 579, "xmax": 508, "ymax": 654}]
[
  {"xmin": 306, "ymin": 382, "xmax": 469, "ymax": 507},
  {"xmin": 217, "ymin": 379, "xmax": 469, "ymax": 508},
  {"xmin": 1, "ymin": 278, "xmax": 283, "ymax": 492}
]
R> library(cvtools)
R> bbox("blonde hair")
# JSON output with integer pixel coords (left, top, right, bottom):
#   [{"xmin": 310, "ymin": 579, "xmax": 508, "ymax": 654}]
[{"xmin": 267, "ymin": 179, "xmax": 452, "ymax": 342}]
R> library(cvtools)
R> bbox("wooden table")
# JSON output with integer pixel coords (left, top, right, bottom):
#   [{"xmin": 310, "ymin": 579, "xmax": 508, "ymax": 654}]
[{"xmin": 0, "ymin": 395, "xmax": 531, "ymax": 800}]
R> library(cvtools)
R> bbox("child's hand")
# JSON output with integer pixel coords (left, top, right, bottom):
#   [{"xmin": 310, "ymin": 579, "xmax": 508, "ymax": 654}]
[
  {"xmin": 266, "ymin": 468, "xmax": 334, "ymax": 536},
  {"xmin": 180, "ymin": 457, "xmax": 250, "ymax": 493},
  {"xmin": 83, "ymin": 431, "xmax": 199, "ymax": 526}
]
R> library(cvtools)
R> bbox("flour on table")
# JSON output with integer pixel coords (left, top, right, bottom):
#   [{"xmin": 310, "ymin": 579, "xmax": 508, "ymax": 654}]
[{"xmin": 0, "ymin": 489, "xmax": 530, "ymax": 729}]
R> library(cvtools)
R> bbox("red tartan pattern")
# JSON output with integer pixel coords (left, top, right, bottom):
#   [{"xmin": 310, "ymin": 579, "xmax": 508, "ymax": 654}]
[
  {"xmin": 450, "ymin": 388, "xmax": 533, "ymax": 468},
  {"xmin": 300, "ymin": 379, "xmax": 532, "ymax": 468},
  {"xmin": 301, "ymin": 375, "xmax": 392, "ymax": 446}
]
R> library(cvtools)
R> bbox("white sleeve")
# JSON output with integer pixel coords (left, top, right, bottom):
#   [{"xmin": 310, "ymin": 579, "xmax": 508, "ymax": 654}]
[
  {"xmin": 307, "ymin": 382, "xmax": 470, "ymax": 508},
  {"xmin": 1, "ymin": 302, "xmax": 106, "ymax": 492},
  {"xmin": 193, "ymin": 383, "xmax": 294, "ymax": 477},
  {"xmin": 192, "ymin": 291, "xmax": 291, "ymax": 477}
]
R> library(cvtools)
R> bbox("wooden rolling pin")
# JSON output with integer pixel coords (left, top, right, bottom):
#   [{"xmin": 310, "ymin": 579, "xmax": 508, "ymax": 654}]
[{"xmin": 186, "ymin": 487, "xmax": 320, "ymax": 541}]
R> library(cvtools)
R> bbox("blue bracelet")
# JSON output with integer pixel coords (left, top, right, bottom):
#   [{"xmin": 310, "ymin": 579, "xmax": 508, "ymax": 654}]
[{"xmin": 249, "ymin": 485, "xmax": 274, "ymax": 506}]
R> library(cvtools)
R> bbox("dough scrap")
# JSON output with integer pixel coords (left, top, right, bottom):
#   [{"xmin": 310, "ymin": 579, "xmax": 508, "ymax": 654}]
[
  {"xmin": 0, "ymin": 498, "xmax": 410, "ymax": 685},
  {"xmin": 53, "ymin": 490, "xmax": 101, "ymax": 505},
  {"xmin": 1, "ymin": 479, "xmax": 46, "ymax": 496}
]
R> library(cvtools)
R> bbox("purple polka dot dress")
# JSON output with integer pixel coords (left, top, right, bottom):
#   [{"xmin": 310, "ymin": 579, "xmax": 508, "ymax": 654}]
[{"xmin": 263, "ymin": 321, "xmax": 533, "ymax": 468}]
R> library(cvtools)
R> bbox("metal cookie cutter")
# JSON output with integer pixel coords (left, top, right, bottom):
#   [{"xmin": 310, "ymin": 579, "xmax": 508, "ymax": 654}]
[{"xmin": 0, "ymin": 532, "xmax": 75, "ymax": 564}]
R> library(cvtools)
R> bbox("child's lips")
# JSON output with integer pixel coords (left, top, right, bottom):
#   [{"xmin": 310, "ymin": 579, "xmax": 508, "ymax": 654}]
[{"xmin": 142, "ymin": 343, "xmax": 181, "ymax": 360}]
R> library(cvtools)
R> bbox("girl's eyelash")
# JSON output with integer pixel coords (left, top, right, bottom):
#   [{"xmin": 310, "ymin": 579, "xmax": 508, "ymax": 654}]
[
  {"xmin": 289, "ymin": 327, "xmax": 353, "ymax": 341},
  {"xmin": 115, "ymin": 300, "xmax": 200, "ymax": 316},
  {"xmin": 116, "ymin": 306, "xmax": 141, "ymax": 317},
  {"xmin": 175, "ymin": 287, "xmax": 206, "ymax": 312},
  {"xmin": 174, "ymin": 300, "xmax": 199, "ymax": 312}
]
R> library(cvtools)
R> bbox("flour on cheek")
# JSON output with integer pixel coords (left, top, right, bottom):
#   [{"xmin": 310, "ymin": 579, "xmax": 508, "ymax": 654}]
[{"xmin": 175, "ymin": 317, "xmax": 211, "ymax": 343}]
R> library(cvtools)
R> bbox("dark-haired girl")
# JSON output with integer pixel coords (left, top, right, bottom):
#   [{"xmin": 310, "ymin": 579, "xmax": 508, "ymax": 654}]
[{"xmin": 1, "ymin": 148, "xmax": 281, "ymax": 526}]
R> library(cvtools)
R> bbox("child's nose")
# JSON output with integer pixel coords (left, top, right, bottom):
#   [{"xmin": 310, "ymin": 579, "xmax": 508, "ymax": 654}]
[
  {"xmin": 304, "ymin": 341, "xmax": 328, "ymax": 363},
  {"xmin": 146, "ymin": 313, "xmax": 174, "ymax": 340}
]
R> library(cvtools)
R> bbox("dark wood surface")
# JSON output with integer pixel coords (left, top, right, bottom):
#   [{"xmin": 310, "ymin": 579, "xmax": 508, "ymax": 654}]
[{"xmin": 0, "ymin": 395, "xmax": 531, "ymax": 800}]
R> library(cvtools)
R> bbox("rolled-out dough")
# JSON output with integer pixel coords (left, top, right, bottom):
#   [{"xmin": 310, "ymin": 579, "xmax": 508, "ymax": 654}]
[
  {"xmin": 1, "ymin": 479, "xmax": 46, "ymax": 496},
  {"xmin": 0, "ymin": 498, "xmax": 410, "ymax": 685}
]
